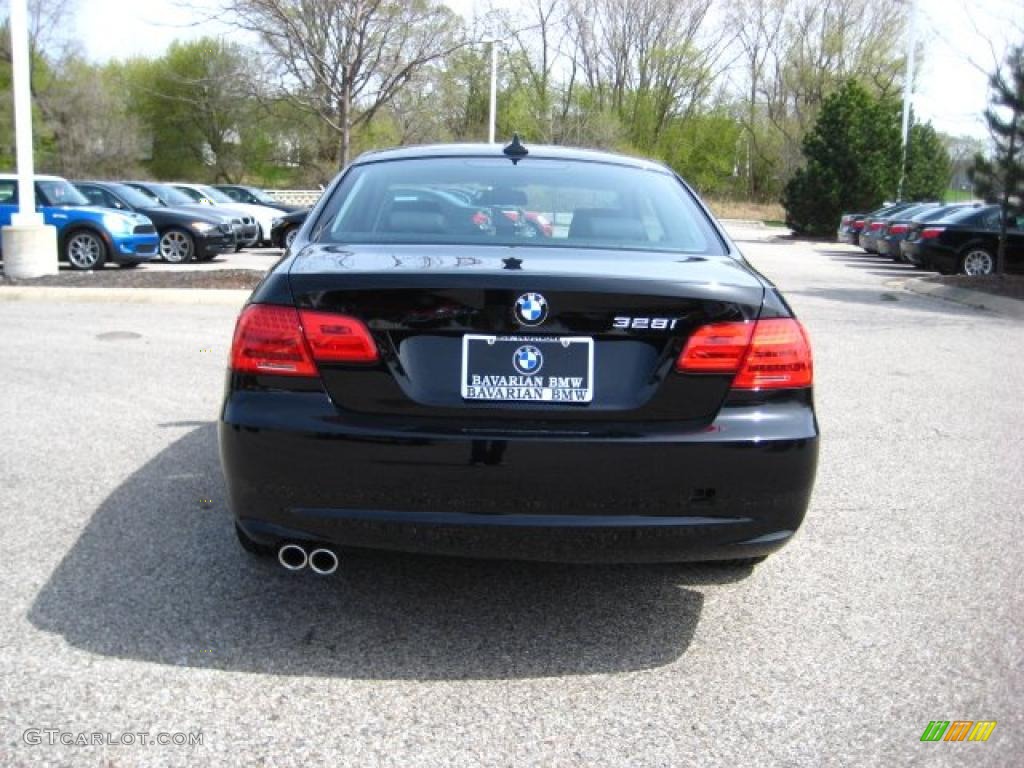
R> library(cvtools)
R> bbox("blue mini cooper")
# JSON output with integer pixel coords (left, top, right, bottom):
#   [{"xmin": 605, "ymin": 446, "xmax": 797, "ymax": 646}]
[{"xmin": 0, "ymin": 174, "xmax": 159, "ymax": 270}]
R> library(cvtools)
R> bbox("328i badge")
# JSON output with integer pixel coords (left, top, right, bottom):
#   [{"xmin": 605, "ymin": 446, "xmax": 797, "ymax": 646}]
[{"xmin": 219, "ymin": 139, "xmax": 819, "ymax": 570}]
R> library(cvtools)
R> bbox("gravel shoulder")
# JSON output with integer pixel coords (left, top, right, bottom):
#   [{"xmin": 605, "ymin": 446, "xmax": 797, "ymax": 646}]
[{"xmin": 0, "ymin": 268, "xmax": 264, "ymax": 290}]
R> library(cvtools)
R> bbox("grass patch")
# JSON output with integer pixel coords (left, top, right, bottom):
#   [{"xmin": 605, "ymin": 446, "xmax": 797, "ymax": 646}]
[{"xmin": 705, "ymin": 198, "xmax": 786, "ymax": 223}]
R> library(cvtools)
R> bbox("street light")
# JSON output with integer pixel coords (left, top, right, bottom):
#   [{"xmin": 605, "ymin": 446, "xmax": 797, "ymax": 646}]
[
  {"xmin": 1, "ymin": 0, "xmax": 57, "ymax": 278},
  {"xmin": 897, "ymin": 0, "xmax": 918, "ymax": 200},
  {"xmin": 485, "ymin": 38, "xmax": 498, "ymax": 144}
]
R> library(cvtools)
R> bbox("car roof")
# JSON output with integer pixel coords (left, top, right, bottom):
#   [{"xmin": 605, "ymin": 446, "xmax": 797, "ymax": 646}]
[
  {"xmin": 351, "ymin": 142, "xmax": 673, "ymax": 173},
  {"xmin": 938, "ymin": 203, "xmax": 999, "ymax": 222}
]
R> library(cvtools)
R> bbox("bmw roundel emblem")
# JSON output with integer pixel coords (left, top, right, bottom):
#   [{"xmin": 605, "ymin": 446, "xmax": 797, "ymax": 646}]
[
  {"xmin": 514, "ymin": 292, "xmax": 548, "ymax": 326},
  {"xmin": 513, "ymin": 345, "xmax": 544, "ymax": 376}
]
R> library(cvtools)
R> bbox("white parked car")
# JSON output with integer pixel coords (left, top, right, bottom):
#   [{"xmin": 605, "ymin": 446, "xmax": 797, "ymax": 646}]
[{"xmin": 171, "ymin": 183, "xmax": 281, "ymax": 246}]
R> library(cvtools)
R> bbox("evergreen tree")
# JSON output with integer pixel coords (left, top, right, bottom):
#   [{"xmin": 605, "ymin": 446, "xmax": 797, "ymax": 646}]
[
  {"xmin": 970, "ymin": 45, "xmax": 1024, "ymax": 275},
  {"xmin": 782, "ymin": 81, "xmax": 901, "ymax": 235},
  {"xmin": 903, "ymin": 122, "xmax": 951, "ymax": 202}
]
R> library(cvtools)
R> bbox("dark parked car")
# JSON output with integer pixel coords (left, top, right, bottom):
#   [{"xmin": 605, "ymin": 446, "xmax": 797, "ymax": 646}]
[
  {"xmin": 887, "ymin": 203, "xmax": 981, "ymax": 264},
  {"xmin": 873, "ymin": 203, "xmax": 941, "ymax": 257},
  {"xmin": 909, "ymin": 204, "xmax": 1024, "ymax": 275},
  {"xmin": 837, "ymin": 213, "xmax": 867, "ymax": 244},
  {"xmin": 270, "ymin": 208, "xmax": 309, "ymax": 250},
  {"xmin": 75, "ymin": 181, "xmax": 236, "ymax": 263},
  {"xmin": 124, "ymin": 181, "xmax": 258, "ymax": 249},
  {"xmin": 214, "ymin": 184, "xmax": 306, "ymax": 213},
  {"xmin": 859, "ymin": 202, "xmax": 930, "ymax": 252},
  {"xmin": 219, "ymin": 142, "xmax": 819, "ymax": 572}
]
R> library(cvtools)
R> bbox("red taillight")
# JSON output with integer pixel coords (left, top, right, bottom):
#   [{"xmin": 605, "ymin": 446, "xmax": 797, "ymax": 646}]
[
  {"xmin": 920, "ymin": 227, "xmax": 944, "ymax": 240},
  {"xmin": 733, "ymin": 319, "xmax": 813, "ymax": 390},
  {"xmin": 889, "ymin": 223, "xmax": 908, "ymax": 234},
  {"xmin": 852, "ymin": 220, "xmax": 865, "ymax": 230},
  {"xmin": 869, "ymin": 222, "xmax": 884, "ymax": 231},
  {"xmin": 298, "ymin": 310, "xmax": 379, "ymax": 363},
  {"xmin": 676, "ymin": 322, "xmax": 754, "ymax": 373},
  {"xmin": 230, "ymin": 305, "xmax": 378, "ymax": 376},
  {"xmin": 230, "ymin": 305, "xmax": 317, "ymax": 376},
  {"xmin": 677, "ymin": 318, "xmax": 813, "ymax": 390}
]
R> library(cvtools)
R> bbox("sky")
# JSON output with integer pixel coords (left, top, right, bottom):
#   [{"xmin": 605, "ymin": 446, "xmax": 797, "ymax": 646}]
[{"xmin": 72, "ymin": 0, "xmax": 1024, "ymax": 140}]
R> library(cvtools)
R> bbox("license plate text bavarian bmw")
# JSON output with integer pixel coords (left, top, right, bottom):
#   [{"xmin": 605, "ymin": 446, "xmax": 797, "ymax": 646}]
[{"xmin": 461, "ymin": 335, "xmax": 594, "ymax": 403}]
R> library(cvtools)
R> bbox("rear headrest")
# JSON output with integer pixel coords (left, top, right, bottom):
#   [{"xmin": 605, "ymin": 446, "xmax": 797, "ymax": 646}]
[
  {"xmin": 479, "ymin": 188, "xmax": 528, "ymax": 207},
  {"xmin": 386, "ymin": 200, "xmax": 446, "ymax": 234},
  {"xmin": 568, "ymin": 208, "xmax": 648, "ymax": 241}
]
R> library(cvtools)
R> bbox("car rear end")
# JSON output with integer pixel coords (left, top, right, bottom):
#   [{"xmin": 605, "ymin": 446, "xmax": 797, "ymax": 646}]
[
  {"xmin": 837, "ymin": 214, "xmax": 865, "ymax": 244},
  {"xmin": 219, "ymin": 148, "xmax": 818, "ymax": 565}
]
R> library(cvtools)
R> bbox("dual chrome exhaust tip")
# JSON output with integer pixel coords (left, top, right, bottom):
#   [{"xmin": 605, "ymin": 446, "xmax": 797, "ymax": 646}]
[{"xmin": 277, "ymin": 543, "xmax": 338, "ymax": 575}]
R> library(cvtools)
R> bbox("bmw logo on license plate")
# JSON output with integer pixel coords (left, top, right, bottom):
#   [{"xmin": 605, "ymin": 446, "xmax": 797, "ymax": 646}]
[
  {"xmin": 514, "ymin": 292, "xmax": 548, "ymax": 326},
  {"xmin": 513, "ymin": 345, "xmax": 544, "ymax": 376}
]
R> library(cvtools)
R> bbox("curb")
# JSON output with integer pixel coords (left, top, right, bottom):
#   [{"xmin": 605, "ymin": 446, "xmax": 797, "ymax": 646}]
[
  {"xmin": 903, "ymin": 278, "xmax": 1024, "ymax": 320},
  {"xmin": 0, "ymin": 286, "xmax": 252, "ymax": 306}
]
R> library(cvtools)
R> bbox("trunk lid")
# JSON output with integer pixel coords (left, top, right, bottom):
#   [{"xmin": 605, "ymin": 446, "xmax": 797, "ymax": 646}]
[{"xmin": 288, "ymin": 244, "xmax": 765, "ymax": 425}]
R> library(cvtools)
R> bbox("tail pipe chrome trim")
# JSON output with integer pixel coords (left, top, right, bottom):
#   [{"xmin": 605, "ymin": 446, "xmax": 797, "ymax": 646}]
[
  {"xmin": 308, "ymin": 548, "xmax": 339, "ymax": 575},
  {"xmin": 278, "ymin": 543, "xmax": 308, "ymax": 571}
]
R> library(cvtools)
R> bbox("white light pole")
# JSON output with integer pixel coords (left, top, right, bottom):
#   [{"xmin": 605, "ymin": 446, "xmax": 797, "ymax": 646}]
[
  {"xmin": 2, "ymin": 0, "xmax": 57, "ymax": 278},
  {"xmin": 487, "ymin": 39, "xmax": 498, "ymax": 144},
  {"xmin": 897, "ymin": 0, "xmax": 918, "ymax": 201}
]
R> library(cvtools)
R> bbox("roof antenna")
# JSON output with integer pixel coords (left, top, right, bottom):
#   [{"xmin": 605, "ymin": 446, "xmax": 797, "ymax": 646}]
[{"xmin": 502, "ymin": 133, "xmax": 528, "ymax": 164}]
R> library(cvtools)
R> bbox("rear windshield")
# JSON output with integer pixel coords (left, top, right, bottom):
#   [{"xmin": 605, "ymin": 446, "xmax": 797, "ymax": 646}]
[
  {"xmin": 939, "ymin": 206, "xmax": 995, "ymax": 225},
  {"xmin": 312, "ymin": 157, "xmax": 724, "ymax": 254}
]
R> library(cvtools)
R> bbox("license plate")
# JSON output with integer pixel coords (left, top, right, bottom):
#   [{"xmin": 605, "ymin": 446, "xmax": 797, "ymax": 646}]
[{"xmin": 461, "ymin": 335, "xmax": 593, "ymax": 403}]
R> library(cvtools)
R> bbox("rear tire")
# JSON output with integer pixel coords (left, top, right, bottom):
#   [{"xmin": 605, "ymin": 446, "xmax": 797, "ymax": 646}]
[
  {"xmin": 959, "ymin": 247, "xmax": 994, "ymax": 276},
  {"xmin": 65, "ymin": 229, "xmax": 107, "ymax": 270}
]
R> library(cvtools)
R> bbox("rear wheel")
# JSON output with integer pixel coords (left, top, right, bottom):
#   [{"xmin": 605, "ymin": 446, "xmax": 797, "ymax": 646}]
[
  {"xmin": 159, "ymin": 228, "xmax": 194, "ymax": 264},
  {"xmin": 65, "ymin": 230, "xmax": 107, "ymax": 270},
  {"xmin": 960, "ymin": 248, "xmax": 994, "ymax": 276}
]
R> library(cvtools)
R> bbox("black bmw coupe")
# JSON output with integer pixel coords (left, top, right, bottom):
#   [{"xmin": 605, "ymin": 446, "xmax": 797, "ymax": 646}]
[{"xmin": 219, "ymin": 141, "xmax": 819, "ymax": 571}]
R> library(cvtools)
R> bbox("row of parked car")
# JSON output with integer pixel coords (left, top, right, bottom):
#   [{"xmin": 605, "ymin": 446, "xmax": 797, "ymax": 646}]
[
  {"xmin": 837, "ymin": 201, "xmax": 1024, "ymax": 275},
  {"xmin": 0, "ymin": 173, "xmax": 312, "ymax": 270}
]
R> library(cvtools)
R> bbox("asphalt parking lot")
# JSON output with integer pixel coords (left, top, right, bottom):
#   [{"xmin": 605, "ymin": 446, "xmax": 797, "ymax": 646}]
[{"xmin": 1, "ymin": 227, "xmax": 1021, "ymax": 767}]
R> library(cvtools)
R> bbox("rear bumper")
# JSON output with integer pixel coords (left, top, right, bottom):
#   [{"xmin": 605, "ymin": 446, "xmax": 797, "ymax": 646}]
[
  {"xmin": 918, "ymin": 243, "xmax": 958, "ymax": 274},
  {"xmin": 219, "ymin": 391, "xmax": 819, "ymax": 563}
]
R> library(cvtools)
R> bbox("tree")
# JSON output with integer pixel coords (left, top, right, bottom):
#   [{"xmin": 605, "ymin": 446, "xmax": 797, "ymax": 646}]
[
  {"xmin": 902, "ymin": 122, "xmax": 951, "ymax": 202},
  {"xmin": 124, "ymin": 39, "xmax": 263, "ymax": 182},
  {"xmin": 219, "ymin": 0, "xmax": 464, "ymax": 173},
  {"xmin": 970, "ymin": 44, "xmax": 1024, "ymax": 275},
  {"xmin": 782, "ymin": 80, "xmax": 900, "ymax": 235},
  {"xmin": 33, "ymin": 57, "xmax": 147, "ymax": 178}
]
